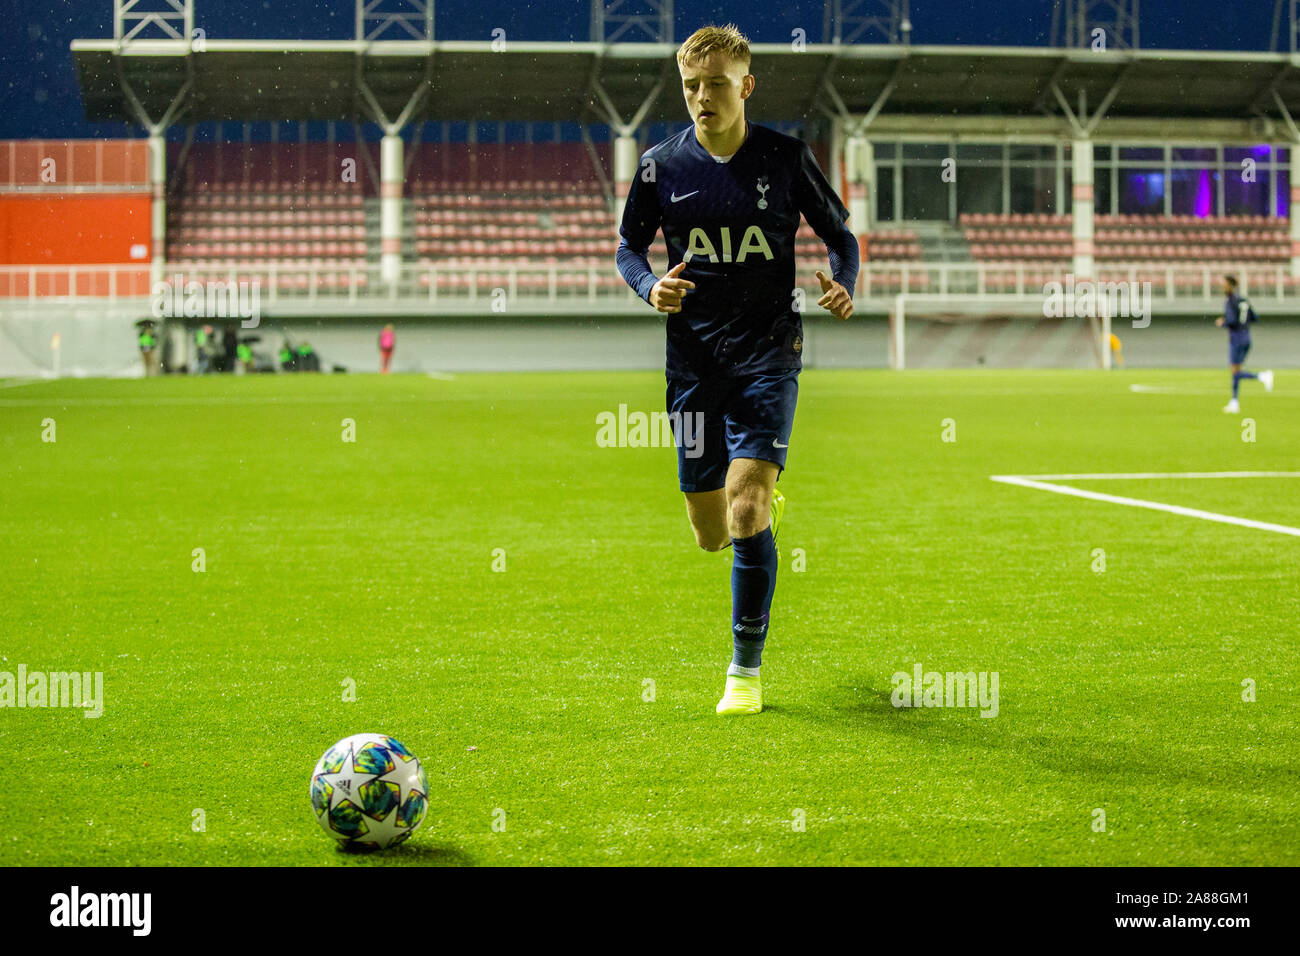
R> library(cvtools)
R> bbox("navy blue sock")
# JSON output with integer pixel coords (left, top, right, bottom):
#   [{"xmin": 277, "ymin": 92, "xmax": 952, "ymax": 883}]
[
  {"xmin": 730, "ymin": 527, "xmax": 777, "ymax": 670},
  {"xmin": 1233, "ymin": 370, "xmax": 1257, "ymax": 397}
]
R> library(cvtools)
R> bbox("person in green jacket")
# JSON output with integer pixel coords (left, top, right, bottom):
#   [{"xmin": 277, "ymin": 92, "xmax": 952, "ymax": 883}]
[
  {"xmin": 139, "ymin": 327, "xmax": 159, "ymax": 377},
  {"xmin": 194, "ymin": 324, "xmax": 213, "ymax": 374},
  {"xmin": 296, "ymin": 341, "xmax": 318, "ymax": 372}
]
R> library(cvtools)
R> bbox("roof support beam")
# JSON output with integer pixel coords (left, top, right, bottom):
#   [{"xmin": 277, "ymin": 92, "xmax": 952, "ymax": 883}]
[
  {"xmin": 802, "ymin": 51, "xmax": 841, "ymax": 120},
  {"xmin": 352, "ymin": 51, "xmax": 433, "ymax": 286},
  {"xmin": 113, "ymin": 53, "xmax": 192, "ymax": 133},
  {"xmin": 114, "ymin": 52, "xmax": 191, "ymax": 286},
  {"xmin": 1270, "ymin": 88, "xmax": 1300, "ymax": 142},
  {"xmin": 588, "ymin": 59, "xmax": 670, "ymax": 137},
  {"xmin": 355, "ymin": 53, "xmax": 432, "ymax": 133},
  {"xmin": 351, "ymin": 114, "xmax": 382, "ymax": 191},
  {"xmin": 403, "ymin": 119, "xmax": 425, "ymax": 177},
  {"xmin": 1083, "ymin": 60, "xmax": 1133, "ymax": 135},
  {"xmin": 820, "ymin": 55, "xmax": 905, "ymax": 137},
  {"xmin": 1046, "ymin": 60, "xmax": 1132, "ymax": 139},
  {"xmin": 1051, "ymin": 82, "xmax": 1085, "ymax": 137},
  {"xmin": 1249, "ymin": 61, "xmax": 1296, "ymax": 116},
  {"xmin": 167, "ymin": 122, "xmax": 196, "ymax": 199},
  {"xmin": 579, "ymin": 124, "xmax": 614, "ymax": 208},
  {"xmin": 1033, "ymin": 57, "xmax": 1073, "ymax": 114}
]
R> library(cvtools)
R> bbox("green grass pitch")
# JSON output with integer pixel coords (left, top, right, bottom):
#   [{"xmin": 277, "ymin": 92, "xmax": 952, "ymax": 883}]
[{"xmin": 1, "ymin": 368, "xmax": 1296, "ymax": 866}]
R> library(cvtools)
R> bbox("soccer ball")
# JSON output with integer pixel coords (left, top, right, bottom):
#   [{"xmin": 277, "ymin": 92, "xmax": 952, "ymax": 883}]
[{"xmin": 310, "ymin": 733, "xmax": 429, "ymax": 850}]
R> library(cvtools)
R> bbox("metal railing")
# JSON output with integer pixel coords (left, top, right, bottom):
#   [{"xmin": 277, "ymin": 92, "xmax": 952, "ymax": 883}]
[{"xmin": 2, "ymin": 260, "xmax": 1297, "ymax": 306}]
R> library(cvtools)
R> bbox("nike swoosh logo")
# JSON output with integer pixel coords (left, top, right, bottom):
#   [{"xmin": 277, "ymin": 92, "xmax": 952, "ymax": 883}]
[
  {"xmin": 772, "ymin": 439, "xmax": 788, "ymax": 448},
  {"xmin": 670, "ymin": 190, "xmax": 699, "ymax": 202}
]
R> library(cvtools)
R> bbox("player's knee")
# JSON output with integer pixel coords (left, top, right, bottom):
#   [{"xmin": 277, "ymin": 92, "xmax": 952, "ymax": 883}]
[
  {"xmin": 727, "ymin": 494, "xmax": 769, "ymax": 537},
  {"xmin": 691, "ymin": 522, "xmax": 733, "ymax": 554},
  {"xmin": 693, "ymin": 524, "xmax": 730, "ymax": 551}
]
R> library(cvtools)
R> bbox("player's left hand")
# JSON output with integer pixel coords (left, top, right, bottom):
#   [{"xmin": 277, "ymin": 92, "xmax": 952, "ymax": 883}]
[
  {"xmin": 1214, "ymin": 317, "xmax": 1224, "ymax": 327},
  {"xmin": 815, "ymin": 271, "xmax": 853, "ymax": 321}
]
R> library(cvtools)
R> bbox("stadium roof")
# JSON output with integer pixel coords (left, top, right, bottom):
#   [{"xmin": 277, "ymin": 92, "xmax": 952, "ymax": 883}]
[{"xmin": 71, "ymin": 39, "xmax": 1300, "ymax": 138}]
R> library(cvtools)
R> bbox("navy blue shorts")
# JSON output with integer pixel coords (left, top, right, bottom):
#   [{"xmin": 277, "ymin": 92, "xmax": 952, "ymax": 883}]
[
  {"xmin": 1229, "ymin": 339, "xmax": 1251, "ymax": 365},
  {"xmin": 666, "ymin": 369, "xmax": 799, "ymax": 493}
]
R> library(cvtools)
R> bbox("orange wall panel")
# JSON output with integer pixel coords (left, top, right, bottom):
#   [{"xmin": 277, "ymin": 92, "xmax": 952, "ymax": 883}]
[
  {"xmin": 1, "ymin": 140, "xmax": 149, "ymax": 188},
  {"xmin": 0, "ymin": 194, "xmax": 151, "ymax": 264}
]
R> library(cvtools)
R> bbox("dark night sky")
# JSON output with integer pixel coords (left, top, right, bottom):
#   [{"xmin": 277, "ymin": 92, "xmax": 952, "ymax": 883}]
[{"xmin": 0, "ymin": 0, "xmax": 1281, "ymax": 139}]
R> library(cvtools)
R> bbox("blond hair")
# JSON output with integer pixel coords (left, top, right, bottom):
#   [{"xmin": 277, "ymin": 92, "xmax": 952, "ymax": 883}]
[{"xmin": 676, "ymin": 24, "xmax": 751, "ymax": 71}]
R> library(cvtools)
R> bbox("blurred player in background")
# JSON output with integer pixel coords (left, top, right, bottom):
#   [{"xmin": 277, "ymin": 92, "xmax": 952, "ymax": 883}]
[
  {"xmin": 616, "ymin": 24, "xmax": 858, "ymax": 715},
  {"xmin": 138, "ymin": 322, "xmax": 159, "ymax": 376},
  {"xmin": 1215, "ymin": 275, "xmax": 1273, "ymax": 413},
  {"xmin": 194, "ymin": 324, "xmax": 214, "ymax": 374},
  {"xmin": 379, "ymin": 323, "xmax": 396, "ymax": 374}
]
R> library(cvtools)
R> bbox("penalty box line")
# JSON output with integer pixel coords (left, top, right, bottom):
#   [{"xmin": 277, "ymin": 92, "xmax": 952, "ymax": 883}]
[{"xmin": 990, "ymin": 472, "xmax": 1300, "ymax": 538}]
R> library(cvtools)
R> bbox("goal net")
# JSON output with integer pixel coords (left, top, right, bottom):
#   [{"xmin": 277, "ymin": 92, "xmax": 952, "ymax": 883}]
[{"xmin": 887, "ymin": 295, "xmax": 1114, "ymax": 370}]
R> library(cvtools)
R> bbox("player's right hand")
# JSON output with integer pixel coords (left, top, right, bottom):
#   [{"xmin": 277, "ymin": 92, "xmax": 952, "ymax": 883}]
[
  {"xmin": 1215, "ymin": 318, "xmax": 1224, "ymax": 327},
  {"xmin": 649, "ymin": 262, "xmax": 695, "ymax": 314}
]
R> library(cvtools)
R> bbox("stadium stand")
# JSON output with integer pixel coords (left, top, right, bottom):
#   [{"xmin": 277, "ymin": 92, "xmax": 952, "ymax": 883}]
[
  {"xmin": 961, "ymin": 211, "xmax": 1300, "ymax": 293},
  {"xmin": 963, "ymin": 212, "xmax": 1290, "ymax": 264},
  {"xmin": 5, "ymin": 14, "xmax": 1300, "ymax": 376},
  {"xmin": 163, "ymin": 143, "xmax": 369, "ymax": 291}
]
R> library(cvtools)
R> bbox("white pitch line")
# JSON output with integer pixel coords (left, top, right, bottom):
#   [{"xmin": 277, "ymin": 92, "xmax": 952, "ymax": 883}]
[
  {"xmin": 990, "ymin": 474, "xmax": 1300, "ymax": 538},
  {"xmin": 1006, "ymin": 471, "xmax": 1300, "ymax": 481},
  {"xmin": 1129, "ymin": 384, "xmax": 1225, "ymax": 395}
]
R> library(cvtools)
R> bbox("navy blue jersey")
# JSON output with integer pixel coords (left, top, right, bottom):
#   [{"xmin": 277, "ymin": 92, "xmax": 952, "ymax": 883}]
[
  {"xmin": 617, "ymin": 121, "xmax": 856, "ymax": 380},
  {"xmin": 1224, "ymin": 293, "xmax": 1257, "ymax": 342}
]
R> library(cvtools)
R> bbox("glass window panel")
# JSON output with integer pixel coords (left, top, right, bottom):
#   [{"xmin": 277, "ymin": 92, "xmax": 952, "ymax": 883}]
[
  {"xmin": 956, "ymin": 143, "xmax": 1002, "ymax": 160},
  {"xmin": 903, "ymin": 165, "xmax": 949, "ymax": 219},
  {"xmin": 1224, "ymin": 145, "xmax": 1270, "ymax": 166},
  {"xmin": 1010, "ymin": 144, "xmax": 1054, "ymax": 161},
  {"xmin": 957, "ymin": 164, "xmax": 1002, "ymax": 215},
  {"xmin": 1009, "ymin": 165, "xmax": 1057, "ymax": 214},
  {"xmin": 1119, "ymin": 146, "xmax": 1163, "ymax": 161},
  {"xmin": 1092, "ymin": 167, "xmax": 1112, "ymax": 213},
  {"xmin": 902, "ymin": 143, "xmax": 950, "ymax": 161},
  {"xmin": 876, "ymin": 166, "xmax": 896, "ymax": 221},
  {"xmin": 1118, "ymin": 168, "xmax": 1166, "ymax": 214},
  {"xmin": 1092, "ymin": 169, "xmax": 1110, "ymax": 214},
  {"xmin": 1223, "ymin": 168, "xmax": 1269, "ymax": 216},
  {"xmin": 1172, "ymin": 147, "xmax": 1215, "ymax": 162},
  {"xmin": 1170, "ymin": 168, "xmax": 1218, "ymax": 217}
]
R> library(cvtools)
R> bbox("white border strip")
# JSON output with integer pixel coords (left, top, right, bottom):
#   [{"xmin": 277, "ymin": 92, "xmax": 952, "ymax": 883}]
[{"xmin": 990, "ymin": 473, "xmax": 1300, "ymax": 537}]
